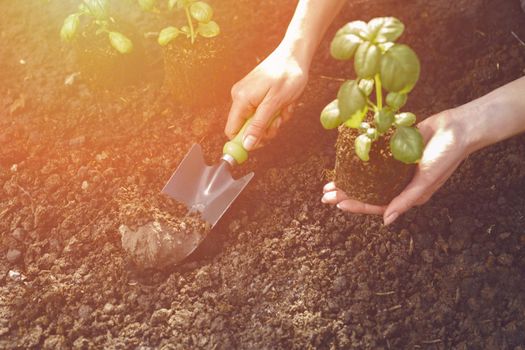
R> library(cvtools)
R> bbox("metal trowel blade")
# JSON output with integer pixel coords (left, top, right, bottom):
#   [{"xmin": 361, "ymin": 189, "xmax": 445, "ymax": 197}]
[{"xmin": 162, "ymin": 144, "xmax": 254, "ymax": 227}]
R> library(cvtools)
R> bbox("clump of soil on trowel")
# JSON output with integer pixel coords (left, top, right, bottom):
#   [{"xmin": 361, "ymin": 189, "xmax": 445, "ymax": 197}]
[{"xmin": 116, "ymin": 186, "xmax": 211, "ymax": 269}]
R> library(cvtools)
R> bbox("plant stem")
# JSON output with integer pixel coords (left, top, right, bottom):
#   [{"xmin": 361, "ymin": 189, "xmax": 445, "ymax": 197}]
[
  {"xmin": 184, "ymin": 6, "xmax": 195, "ymax": 44},
  {"xmin": 367, "ymin": 100, "xmax": 378, "ymax": 112},
  {"xmin": 374, "ymin": 73, "xmax": 383, "ymax": 110}
]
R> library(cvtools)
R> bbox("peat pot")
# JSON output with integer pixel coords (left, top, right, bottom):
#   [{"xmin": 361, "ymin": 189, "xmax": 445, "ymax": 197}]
[
  {"xmin": 73, "ymin": 21, "xmax": 145, "ymax": 90},
  {"xmin": 333, "ymin": 126, "xmax": 416, "ymax": 205},
  {"xmin": 163, "ymin": 37, "xmax": 234, "ymax": 107}
]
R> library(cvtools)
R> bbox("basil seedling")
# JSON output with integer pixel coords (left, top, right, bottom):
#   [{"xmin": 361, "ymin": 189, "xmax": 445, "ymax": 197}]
[
  {"xmin": 320, "ymin": 17, "xmax": 424, "ymax": 164},
  {"xmin": 157, "ymin": 0, "xmax": 220, "ymax": 46},
  {"xmin": 60, "ymin": 0, "xmax": 134, "ymax": 54}
]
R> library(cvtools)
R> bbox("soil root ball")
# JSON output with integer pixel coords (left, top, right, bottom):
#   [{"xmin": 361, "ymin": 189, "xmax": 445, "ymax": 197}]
[{"xmin": 334, "ymin": 126, "xmax": 415, "ymax": 205}]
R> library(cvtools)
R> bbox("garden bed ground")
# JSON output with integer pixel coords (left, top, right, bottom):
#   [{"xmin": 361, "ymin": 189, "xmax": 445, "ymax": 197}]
[{"xmin": 1, "ymin": 0, "xmax": 525, "ymax": 348}]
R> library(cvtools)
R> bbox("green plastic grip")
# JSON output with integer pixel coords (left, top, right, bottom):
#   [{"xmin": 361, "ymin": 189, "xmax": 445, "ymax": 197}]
[{"xmin": 223, "ymin": 117, "xmax": 252, "ymax": 165}]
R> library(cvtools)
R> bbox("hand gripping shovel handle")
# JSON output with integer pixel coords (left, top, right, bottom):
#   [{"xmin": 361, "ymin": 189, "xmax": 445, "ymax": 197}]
[
  {"xmin": 222, "ymin": 118, "xmax": 251, "ymax": 166},
  {"xmin": 222, "ymin": 114, "xmax": 280, "ymax": 166}
]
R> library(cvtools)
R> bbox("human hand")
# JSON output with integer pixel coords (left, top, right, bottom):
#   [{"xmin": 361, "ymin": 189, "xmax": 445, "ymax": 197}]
[
  {"xmin": 322, "ymin": 109, "xmax": 471, "ymax": 225},
  {"xmin": 224, "ymin": 45, "xmax": 309, "ymax": 151}
]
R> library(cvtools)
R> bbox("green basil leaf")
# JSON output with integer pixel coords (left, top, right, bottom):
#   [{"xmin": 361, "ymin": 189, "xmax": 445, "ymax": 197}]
[
  {"xmin": 366, "ymin": 17, "xmax": 404, "ymax": 43},
  {"xmin": 366, "ymin": 128, "xmax": 379, "ymax": 141},
  {"xmin": 174, "ymin": 0, "xmax": 193, "ymax": 9},
  {"xmin": 83, "ymin": 0, "xmax": 108, "ymax": 19},
  {"xmin": 337, "ymin": 80, "xmax": 367, "ymax": 128},
  {"xmin": 354, "ymin": 41, "xmax": 381, "ymax": 79},
  {"xmin": 330, "ymin": 34, "xmax": 362, "ymax": 60},
  {"xmin": 190, "ymin": 1, "xmax": 213, "ymax": 23},
  {"xmin": 335, "ymin": 20, "xmax": 368, "ymax": 39},
  {"xmin": 180, "ymin": 25, "xmax": 190, "ymax": 36},
  {"xmin": 158, "ymin": 26, "xmax": 179, "ymax": 46},
  {"xmin": 390, "ymin": 126, "xmax": 424, "ymax": 164},
  {"xmin": 197, "ymin": 20, "xmax": 220, "ymax": 38},
  {"xmin": 378, "ymin": 42, "xmax": 395, "ymax": 53},
  {"xmin": 320, "ymin": 99, "xmax": 343, "ymax": 130},
  {"xmin": 394, "ymin": 112, "xmax": 416, "ymax": 127},
  {"xmin": 359, "ymin": 122, "xmax": 371, "ymax": 132},
  {"xmin": 386, "ymin": 92, "xmax": 407, "ymax": 110},
  {"xmin": 60, "ymin": 14, "xmax": 80, "ymax": 41},
  {"xmin": 78, "ymin": 3, "xmax": 89, "ymax": 14},
  {"xmin": 380, "ymin": 44, "xmax": 420, "ymax": 93},
  {"xmin": 108, "ymin": 31, "xmax": 133, "ymax": 54},
  {"xmin": 355, "ymin": 134, "xmax": 372, "ymax": 161},
  {"xmin": 138, "ymin": 0, "xmax": 156, "ymax": 11},
  {"xmin": 374, "ymin": 108, "xmax": 395, "ymax": 133},
  {"xmin": 358, "ymin": 78, "xmax": 374, "ymax": 96},
  {"xmin": 344, "ymin": 107, "xmax": 368, "ymax": 128}
]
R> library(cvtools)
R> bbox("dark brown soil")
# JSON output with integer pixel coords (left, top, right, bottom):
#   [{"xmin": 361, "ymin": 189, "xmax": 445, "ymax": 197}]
[
  {"xmin": 334, "ymin": 126, "xmax": 415, "ymax": 205},
  {"xmin": 164, "ymin": 36, "xmax": 235, "ymax": 107},
  {"xmin": 1, "ymin": 0, "xmax": 525, "ymax": 349}
]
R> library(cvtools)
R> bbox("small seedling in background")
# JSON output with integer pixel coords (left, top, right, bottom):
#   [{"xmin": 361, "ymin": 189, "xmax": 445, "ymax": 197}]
[
  {"xmin": 60, "ymin": 0, "xmax": 134, "ymax": 54},
  {"xmin": 156, "ymin": 0, "xmax": 220, "ymax": 46},
  {"xmin": 320, "ymin": 17, "xmax": 423, "ymax": 164}
]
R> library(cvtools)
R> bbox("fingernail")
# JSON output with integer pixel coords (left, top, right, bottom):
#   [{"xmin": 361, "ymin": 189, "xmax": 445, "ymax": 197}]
[
  {"xmin": 336, "ymin": 203, "xmax": 344, "ymax": 210},
  {"xmin": 274, "ymin": 117, "xmax": 282, "ymax": 129},
  {"xmin": 384, "ymin": 212, "xmax": 398, "ymax": 226},
  {"xmin": 243, "ymin": 135, "xmax": 257, "ymax": 150},
  {"xmin": 321, "ymin": 194, "xmax": 327, "ymax": 203}
]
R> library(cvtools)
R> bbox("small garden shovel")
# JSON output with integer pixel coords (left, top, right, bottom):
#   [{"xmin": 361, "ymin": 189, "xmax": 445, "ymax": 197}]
[{"xmin": 162, "ymin": 119, "xmax": 255, "ymax": 228}]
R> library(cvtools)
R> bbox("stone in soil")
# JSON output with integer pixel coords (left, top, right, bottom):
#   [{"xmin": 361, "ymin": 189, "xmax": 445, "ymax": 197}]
[
  {"xmin": 448, "ymin": 216, "xmax": 476, "ymax": 252},
  {"xmin": 11, "ymin": 228, "xmax": 26, "ymax": 241},
  {"xmin": 6, "ymin": 249, "xmax": 22, "ymax": 263}
]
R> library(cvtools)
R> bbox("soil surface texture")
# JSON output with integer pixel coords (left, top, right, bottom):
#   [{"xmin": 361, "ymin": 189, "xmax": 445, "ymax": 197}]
[{"xmin": 1, "ymin": 0, "xmax": 525, "ymax": 349}]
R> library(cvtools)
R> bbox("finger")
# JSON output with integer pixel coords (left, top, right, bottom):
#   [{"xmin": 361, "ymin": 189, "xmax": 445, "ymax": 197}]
[
  {"xmin": 225, "ymin": 95, "xmax": 255, "ymax": 139},
  {"xmin": 265, "ymin": 116, "xmax": 283, "ymax": 140},
  {"xmin": 323, "ymin": 182, "xmax": 337, "ymax": 193},
  {"xmin": 243, "ymin": 97, "xmax": 281, "ymax": 151},
  {"xmin": 336, "ymin": 199, "xmax": 386, "ymax": 215},
  {"xmin": 416, "ymin": 119, "xmax": 435, "ymax": 143},
  {"xmin": 413, "ymin": 160, "xmax": 460, "ymax": 206},
  {"xmin": 383, "ymin": 172, "xmax": 433, "ymax": 226},
  {"xmin": 321, "ymin": 189, "xmax": 348, "ymax": 204},
  {"xmin": 281, "ymin": 104, "xmax": 295, "ymax": 123}
]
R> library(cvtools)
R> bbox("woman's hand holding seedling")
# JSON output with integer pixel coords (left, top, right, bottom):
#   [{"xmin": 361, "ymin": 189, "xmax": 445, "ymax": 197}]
[
  {"xmin": 323, "ymin": 76, "xmax": 525, "ymax": 225},
  {"xmin": 225, "ymin": 0, "xmax": 347, "ymax": 151}
]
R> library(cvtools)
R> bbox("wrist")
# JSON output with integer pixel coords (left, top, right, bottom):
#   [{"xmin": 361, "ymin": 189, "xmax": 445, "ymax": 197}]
[
  {"xmin": 452, "ymin": 92, "xmax": 510, "ymax": 155},
  {"xmin": 278, "ymin": 35, "xmax": 315, "ymax": 71}
]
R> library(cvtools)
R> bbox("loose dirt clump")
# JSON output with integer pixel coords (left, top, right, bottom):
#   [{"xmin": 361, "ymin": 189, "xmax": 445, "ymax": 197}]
[{"xmin": 117, "ymin": 187, "xmax": 210, "ymax": 269}]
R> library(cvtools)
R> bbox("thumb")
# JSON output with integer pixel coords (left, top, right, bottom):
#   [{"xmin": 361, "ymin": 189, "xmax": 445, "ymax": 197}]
[{"xmin": 242, "ymin": 99, "xmax": 280, "ymax": 151}]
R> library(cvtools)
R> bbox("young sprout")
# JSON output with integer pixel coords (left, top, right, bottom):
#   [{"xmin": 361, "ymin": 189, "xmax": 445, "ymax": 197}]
[
  {"xmin": 60, "ymin": 0, "xmax": 134, "ymax": 54},
  {"xmin": 157, "ymin": 0, "xmax": 220, "ymax": 46},
  {"xmin": 320, "ymin": 17, "xmax": 423, "ymax": 164}
]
